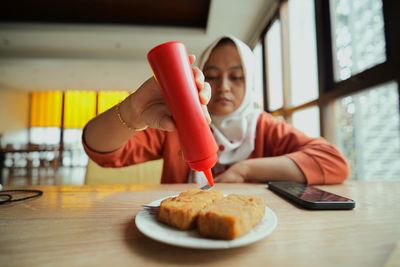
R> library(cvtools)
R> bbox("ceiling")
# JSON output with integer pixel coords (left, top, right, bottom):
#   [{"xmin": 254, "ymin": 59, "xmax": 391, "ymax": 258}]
[
  {"xmin": 0, "ymin": 0, "xmax": 277, "ymax": 91},
  {"xmin": 1, "ymin": 0, "xmax": 211, "ymax": 28}
]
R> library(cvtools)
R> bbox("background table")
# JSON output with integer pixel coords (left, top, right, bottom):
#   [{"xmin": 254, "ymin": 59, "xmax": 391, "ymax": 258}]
[
  {"xmin": 0, "ymin": 181, "xmax": 399, "ymax": 267},
  {"xmin": 0, "ymin": 146, "xmax": 59, "ymax": 184}
]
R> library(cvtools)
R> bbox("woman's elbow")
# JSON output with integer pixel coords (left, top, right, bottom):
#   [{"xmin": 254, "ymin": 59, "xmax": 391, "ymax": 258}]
[{"xmin": 326, "ymin": 154, "xmax": 351, "ymax": 184}]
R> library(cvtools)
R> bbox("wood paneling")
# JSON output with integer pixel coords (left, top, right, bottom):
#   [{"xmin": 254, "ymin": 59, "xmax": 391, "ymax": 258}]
[{"xmin": 1, "ymin": 0, "xmax": 211, "ymax": 28}]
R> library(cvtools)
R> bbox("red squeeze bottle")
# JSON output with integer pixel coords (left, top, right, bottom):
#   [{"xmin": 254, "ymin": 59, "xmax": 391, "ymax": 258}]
[{"xmin": 147, "ymin": 41, "xmax": 218, "ymax": 186}]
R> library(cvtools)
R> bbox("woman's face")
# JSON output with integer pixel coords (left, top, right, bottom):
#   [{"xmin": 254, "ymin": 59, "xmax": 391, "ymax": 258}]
[{"xmin": 203, "ymin": 43, "xmax": 245, "ymax": 116}]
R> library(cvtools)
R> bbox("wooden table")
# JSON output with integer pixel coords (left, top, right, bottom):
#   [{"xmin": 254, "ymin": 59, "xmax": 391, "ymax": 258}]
[{"xmin": 0, "ymin": 181, "xmax": 399, "ymax": 267}]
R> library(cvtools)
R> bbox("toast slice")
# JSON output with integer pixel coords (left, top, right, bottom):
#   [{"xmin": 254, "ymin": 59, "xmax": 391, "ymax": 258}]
[
  {"xmin": 197, "ymin": 194, "xmax": 265, "ymax": 240},
  {"xmin": 158, "ymin": 189, "xmax": 224, "ymax": 230}
]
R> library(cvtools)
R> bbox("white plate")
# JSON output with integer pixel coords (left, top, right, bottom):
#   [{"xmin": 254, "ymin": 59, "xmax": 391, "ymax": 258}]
[{"xmin": 135, "ymin": 196, "xmax": 278, "ymax": 249}]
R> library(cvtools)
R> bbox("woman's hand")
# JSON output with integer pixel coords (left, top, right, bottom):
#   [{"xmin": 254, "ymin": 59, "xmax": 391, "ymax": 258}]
[
  {"xmin": 214, "ymin": 161, "xmax": 253, "ymax": 183},
  {"xmin": 122, "ymin": 55, "xmax": 212, "ymax": 132},
  {"xmin": 83, "ymin": 54, "xmax": 211, "ymax": 153}
]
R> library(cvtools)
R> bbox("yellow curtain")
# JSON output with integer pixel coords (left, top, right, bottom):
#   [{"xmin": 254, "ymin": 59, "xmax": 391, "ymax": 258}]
[
  {"xmin": 97, "ymin": 91, "xmax": 129, "ymax": 114},
  {"xmin": 30, "ymin": 90, "xmax": 128, "ymax": 129},
  {"xmin": 30, "ymin": 91, "xmax": 63, "ymax": 127},
  {"xmin": 63, "ymin": 90, "xmax": 97, "ymax": 128}
]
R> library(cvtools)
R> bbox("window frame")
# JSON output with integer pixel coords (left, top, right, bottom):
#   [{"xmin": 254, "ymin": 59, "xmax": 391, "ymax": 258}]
[{"xmin": 258, "ymin": 0, "xmax": 400, "ymax": 138}]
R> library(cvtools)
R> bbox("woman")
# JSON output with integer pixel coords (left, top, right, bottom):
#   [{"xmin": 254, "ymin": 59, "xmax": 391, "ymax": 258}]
[{"xmin": 83, "ymin": 36, "xmax": 349, "ymax": 184}]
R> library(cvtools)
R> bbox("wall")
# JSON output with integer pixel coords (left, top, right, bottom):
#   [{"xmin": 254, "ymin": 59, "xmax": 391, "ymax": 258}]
[
  {"xmin": 0, "ymin": 59, "xmax": 151, "ymax": 91},
  {"xmin": 0, "ymin": 89, "xmax": 29, "ymax": 145}
]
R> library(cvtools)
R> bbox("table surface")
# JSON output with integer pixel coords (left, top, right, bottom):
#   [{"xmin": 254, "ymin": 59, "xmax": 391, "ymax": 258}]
[{"xmin": 0, "ymin": 181, "xmax": 399, "ymax": 267}]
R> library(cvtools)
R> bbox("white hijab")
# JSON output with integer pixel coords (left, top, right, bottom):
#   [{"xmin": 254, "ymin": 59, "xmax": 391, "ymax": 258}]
[{"xmin": 198, "ymin": 35, "xmax": 263, "ymax": 166}]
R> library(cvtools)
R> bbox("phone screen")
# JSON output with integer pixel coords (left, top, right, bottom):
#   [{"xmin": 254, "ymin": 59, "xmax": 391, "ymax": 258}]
[{"xmin": 298, "ymin": 186, "xmax": 352, "ymax": 202}]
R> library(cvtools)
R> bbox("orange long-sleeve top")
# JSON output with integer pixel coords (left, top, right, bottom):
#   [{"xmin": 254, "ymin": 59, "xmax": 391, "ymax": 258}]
[{"xmin": 83, "ymin": 112, "xmax": 349, "ymax": 184}]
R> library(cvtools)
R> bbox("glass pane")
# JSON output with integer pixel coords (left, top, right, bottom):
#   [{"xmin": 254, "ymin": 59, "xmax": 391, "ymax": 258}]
[
  {"xmin": 292, "ymin": 106, "xmax": 320, "ymax": 137},
  {"xmin": 330, "ymin": 0, "xmax": 386, "ymax": 81},
  {"xmin": 265, "ymin": 20, "xmax": 283, "ymax": 111},
  {"xmin": 253, "ymin": 42, "xmax": 264, "ymax": 109},
  {"xmin": 288, "ymin": 0, "xmax": 319, "ymax": 106},
  {"xmin": 1, "ymin": 130, "xmax": 29, "ymax": 147},
  {"xmin": 30, "ymin": 127, "xmax": 60, "ymax": 145},
  {"xmin": 335, "ymin": 81, "xmax": 400, "ymax": 180},
  {"xmin": 63, "ymin": 129, "xmax": 88, "ymax": 167}
]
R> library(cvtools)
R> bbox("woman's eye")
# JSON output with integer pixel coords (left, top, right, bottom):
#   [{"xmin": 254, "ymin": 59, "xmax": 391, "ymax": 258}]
[
  {"xmin": 230, "ymin": 76, "xmax": 244, "ymax": 81},
  {"xmin": 205, "ymin": 76, "xmax": 218, "ymax": 81}
]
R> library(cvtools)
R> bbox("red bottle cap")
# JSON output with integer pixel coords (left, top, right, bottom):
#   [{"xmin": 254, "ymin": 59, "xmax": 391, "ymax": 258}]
[{"xmin": 203, "ymin": 168, "xmax": 214, "ymax": 186}]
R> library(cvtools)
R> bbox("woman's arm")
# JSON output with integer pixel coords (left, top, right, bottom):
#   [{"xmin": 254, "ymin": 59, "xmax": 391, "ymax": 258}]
[
  {"xmin": 215, "ymin": 113, "xmax": 349, "ymax": 184},
  {"xmin": 83, "ymin": 55, "xmax": 211, "ymax": 153},
  {"xmin": 83, "ymin": 78, "xmax": 168, "ymax": 153},
  {"xmin": 214, "ymin": 156, "xmax": 306, "ymax": 183}
]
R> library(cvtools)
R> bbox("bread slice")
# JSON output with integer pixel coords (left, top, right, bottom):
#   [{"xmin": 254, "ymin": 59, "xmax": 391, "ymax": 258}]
[
  {"xmin": 158, "ymin": 189, "xmax": 224, "ymax": 230},
  {"xmin": 197, "ymin": 194, "xmax": 265, "ymax": 240}
]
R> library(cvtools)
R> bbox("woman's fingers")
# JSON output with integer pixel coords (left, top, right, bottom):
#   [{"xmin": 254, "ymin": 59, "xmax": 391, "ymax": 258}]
[
  {"xmin": 141, "ymin": 103, "xmax": 176, "ymax": 132},
  {"xmin": 138, "ymin": 55, "xmax": 208, "ymax": 131},
  {"xmin": 214, "ymin": 163, "xmax": 247, "ymax": 183},
  {"xmin": 189, "ymin": 57, "xmax": 210, "ymax": 124},
  {"xmin": 199, "ymin": 82, "xmax": 211, "ymax": 105},
  {"xmin": 214, "ymin": 173, "xmax": 244, "ymax": 183},
  {"xmin": 201, "ymin": 105, "xmax": 211, "ymax": 124},
  {"xmin": 189, "ymin": 55, "xmax": 203, "ymax": 90},
  {"xmin": 192, "ymin": 66, "xmax": 205, "ymax": 90},
  {"xmin": 188, "ymin": 55, "xmax": 208, "ymax": 104},
  {"xmin": 158, "ymin": 115, "xmax": 176, "ymax": 132},
  {"xmin": 189, "ymin": 54, "xmax": 196, "ymax": 65}
]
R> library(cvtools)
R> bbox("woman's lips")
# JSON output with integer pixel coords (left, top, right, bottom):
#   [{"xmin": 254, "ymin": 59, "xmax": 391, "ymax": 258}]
[{"xmin": 215, "ymin": 97, "xmax": 232, "ymax": 105}]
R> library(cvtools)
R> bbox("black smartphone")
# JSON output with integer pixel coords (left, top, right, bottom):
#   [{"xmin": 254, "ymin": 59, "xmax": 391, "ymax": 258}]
[{"xmin": 268, "ymin": 181, "xmax": 355, "ymax": 210}]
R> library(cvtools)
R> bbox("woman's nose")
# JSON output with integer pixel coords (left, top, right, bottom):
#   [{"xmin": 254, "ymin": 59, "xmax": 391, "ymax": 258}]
[{"xmin": 218, "ymin": 76, "xmax": 231, "ymax": 92}]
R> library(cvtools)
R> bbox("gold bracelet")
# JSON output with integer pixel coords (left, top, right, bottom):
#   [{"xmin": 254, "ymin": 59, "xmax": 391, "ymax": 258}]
[{"xmin": 115, "ymin": 101, "xmax": 148, "ymax": 132}]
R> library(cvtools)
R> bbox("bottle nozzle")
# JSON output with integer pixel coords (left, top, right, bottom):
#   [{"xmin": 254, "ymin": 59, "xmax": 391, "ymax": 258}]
[{"xmin": 203, "ymin": 168, "xmax": 214, "ymax": 186}]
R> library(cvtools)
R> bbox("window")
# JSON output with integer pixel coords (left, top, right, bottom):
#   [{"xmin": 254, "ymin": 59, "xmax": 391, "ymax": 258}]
[
  {"xmin": 288, "ymin": 0, "xmax": 319, "ymax": 106},
  {"xmin": 98, "ymin": 91, "xmax": 129, "ymax": 114},
  {"xmin": 265, "ymin": 19, "xmax": 284, "ymax": 111},
  {"xmin": 63, "ymin": 129, "xmax": 88, "ymax": 167},
  {"xmin": 261, "ymin": 0, "xmax": 320, "ymax": 137},
  {"xmin": 334, "ymin": 82, "xmax": 400, "ymax": 180},
  {"xmin": 292, "ymin": 106, "xmax": 320, "ymax": 137},
  {"xmin": 259, "ymin": 0, "xmax": 399, "ymax": 180},
  {"xmin": 253, "ymin": 42, "xmax": 265, "ymax": 109},
  {"xmin": 27, "ymin": 90, "xmax": 130, "ymax": 168},
  {"xmin": 30, "ymin": 91, "xmax": 63, "ymax": 127},
  {"xmin": 63, "ymin": 91, "xmax": 97, "ymax": 129},
  {"xmin": 30, "ymin": 128, "xmax": 60, "ymax": 145},
  {"xmin": 330, "ymin": 0, "xmax": 386, "ymax": 81}
]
